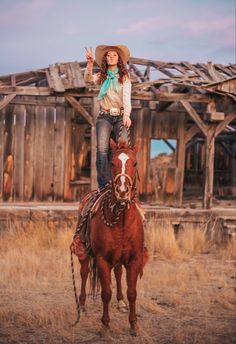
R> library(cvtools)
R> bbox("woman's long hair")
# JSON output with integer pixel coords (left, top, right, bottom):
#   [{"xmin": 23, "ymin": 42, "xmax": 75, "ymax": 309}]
[{"xmin": 98, "ymin": 52, "xmax": 129, "ymax": 85}]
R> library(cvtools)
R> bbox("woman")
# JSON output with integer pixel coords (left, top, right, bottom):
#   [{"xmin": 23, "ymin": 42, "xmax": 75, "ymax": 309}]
[
  {"xmin": 71, "ymin": 45, "xmax": 132, "ymax": 260},
  {"xmin": 84, "ymin": 44, "xmax": 132, "ymax": 189}
]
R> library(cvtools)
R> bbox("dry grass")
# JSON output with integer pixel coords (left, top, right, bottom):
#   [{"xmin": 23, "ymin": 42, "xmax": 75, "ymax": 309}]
[{"xmin": 0, "ymin": 219, "xmax": 235, "ymax": 344}]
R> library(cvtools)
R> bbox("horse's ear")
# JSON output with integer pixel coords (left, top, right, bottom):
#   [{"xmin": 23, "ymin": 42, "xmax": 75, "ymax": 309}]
[
  {"xmin": 133, "ymin": 144, "xmax": 138, "ymax": 154},
  {"xmin": 110, "ymin": 138, "xmax": 117, "ymax": 152}
]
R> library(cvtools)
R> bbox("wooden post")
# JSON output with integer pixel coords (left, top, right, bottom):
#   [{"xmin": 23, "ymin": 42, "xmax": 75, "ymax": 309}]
[
  {"xmin": 0, "ymin": 108, "xmax": 5, "ymax": 201},
  {"xmin": 174, "ymin": 114, "xmax": 185, "ymax": 206},
  {"xmin": 232, "ymin": 141, "xmax": 236, "ymax": 198},
  {"xmin": 203, "ymin": 126, "xmax": 215, "ymax": 209},
  {"xmin": 13, "ymin": 105, "xmax": 25, "ymax": 201},
  {"xmin": 64, "ymin": 107, "xmax": 73, "ymax": 201},
  {"xmin": 91, "ymin": 97, "xmax": 99, "ymax": 190},
  {"xmin": 24, "ymin": 104, "xmax": 35, "ymax": 201}
]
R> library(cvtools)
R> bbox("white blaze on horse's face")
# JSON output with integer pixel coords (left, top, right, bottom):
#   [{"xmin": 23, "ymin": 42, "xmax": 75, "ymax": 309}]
[{"xmin": 118, "ymin": 152, "xmax": 129, "ymax": 191}]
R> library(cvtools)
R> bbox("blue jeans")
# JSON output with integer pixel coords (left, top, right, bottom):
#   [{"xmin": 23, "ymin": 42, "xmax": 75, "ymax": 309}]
[{"xmin": 96, "ymin": 112, "xmax": 124, "ymax": 189}]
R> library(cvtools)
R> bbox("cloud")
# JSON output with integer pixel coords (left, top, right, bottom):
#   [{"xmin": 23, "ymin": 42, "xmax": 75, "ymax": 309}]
[
  {"xmin": 183, "ymin": 17, "xmax": 234, "ymax": 36},
  {"xmin": 116, "ymin": 16, "xmax": 168, "ymax": 34},
  {"xmin": 0, "ymin": 0, "xmax": 54, "ymax": 27}
]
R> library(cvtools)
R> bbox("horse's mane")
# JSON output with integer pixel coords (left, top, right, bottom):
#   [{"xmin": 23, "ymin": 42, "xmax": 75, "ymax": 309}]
[{"xmin": 117, "ymin": 139, "xmax": 130, "ymax": 149}]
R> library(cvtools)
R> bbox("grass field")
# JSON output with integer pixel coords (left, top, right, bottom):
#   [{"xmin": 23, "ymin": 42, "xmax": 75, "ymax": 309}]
[{"xmin": 0, "ymin": 218, "xmax": 235, "ymax": 344}]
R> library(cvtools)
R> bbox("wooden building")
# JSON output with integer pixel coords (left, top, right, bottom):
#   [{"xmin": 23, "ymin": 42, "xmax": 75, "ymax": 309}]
[{"xmin": 0, "ymin": 58, "xmax": 235, "ymax": 208}]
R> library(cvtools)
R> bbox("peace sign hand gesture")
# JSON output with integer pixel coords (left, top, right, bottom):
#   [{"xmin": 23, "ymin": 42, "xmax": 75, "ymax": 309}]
[{"xmin": 85, "ymin": 47, "xmax": 94, "ymax": 66}]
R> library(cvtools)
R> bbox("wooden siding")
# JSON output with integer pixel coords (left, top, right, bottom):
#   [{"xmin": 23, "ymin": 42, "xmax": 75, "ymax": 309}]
[{"xmin": 0, "ymin": 103, "xmax": 88, "ymax": 202}]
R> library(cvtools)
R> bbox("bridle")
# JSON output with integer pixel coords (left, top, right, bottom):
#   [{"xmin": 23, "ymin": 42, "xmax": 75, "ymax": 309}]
[{"xmin": 113, "ymin": 172, "xmax": 133, "ymax": 197}]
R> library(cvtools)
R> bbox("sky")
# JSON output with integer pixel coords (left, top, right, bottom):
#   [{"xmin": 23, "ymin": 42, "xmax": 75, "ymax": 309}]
[
  {"xmin": 0, "ymin": 0, "xmax": 235, "ymax": 75},
  {"xmin": 151, "ymin": 139, "xmax": 176, "ymax": 158}
]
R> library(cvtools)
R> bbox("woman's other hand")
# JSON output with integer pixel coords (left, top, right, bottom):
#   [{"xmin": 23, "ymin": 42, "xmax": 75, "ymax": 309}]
[
  {"xmin": 85, "ymin": 47, "xmax": 94, "ymax": 65},
  {"xmin": 123, "ymin": 115, "xmax": 132, "ymax": 127}
]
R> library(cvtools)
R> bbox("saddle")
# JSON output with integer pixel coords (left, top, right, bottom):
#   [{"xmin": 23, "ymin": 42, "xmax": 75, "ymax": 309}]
[
  {"xmin": 75, "ymin": 188, "xmax": 111, "ymax": 247},
  {"xmin": 73, "ymin": 187, "xmax": 145, "ymax": 258}
]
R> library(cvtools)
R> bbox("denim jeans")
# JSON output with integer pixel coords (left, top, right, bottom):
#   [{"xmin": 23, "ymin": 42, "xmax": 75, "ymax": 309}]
[{"xmin": 96, "ymin": 112, "xmax": 127, "ymax": 189}]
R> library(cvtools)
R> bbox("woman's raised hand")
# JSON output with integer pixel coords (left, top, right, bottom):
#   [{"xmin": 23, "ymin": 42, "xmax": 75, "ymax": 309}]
[{"xmin": 85, "ymin": 47, "xmax": 94, "ymax": 65}]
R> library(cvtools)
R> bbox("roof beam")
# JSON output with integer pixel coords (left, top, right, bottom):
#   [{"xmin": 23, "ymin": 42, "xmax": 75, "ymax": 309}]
[
  {"xmin": 0, "ymin": 94, "xmax": 16, "ymax": 111},
  {"xmin": 65, "ymin": 95, "xmax": 94, "ymax": 126},
  {"xmin": 180, "ymin": 100, "xmax": 208, "ymax": 136}
]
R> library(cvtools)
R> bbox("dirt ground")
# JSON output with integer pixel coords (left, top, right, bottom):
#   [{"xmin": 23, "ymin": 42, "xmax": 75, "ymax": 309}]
[{"xmin": 0, "ymin": 221, "xmax": 235, "ymax": 344}]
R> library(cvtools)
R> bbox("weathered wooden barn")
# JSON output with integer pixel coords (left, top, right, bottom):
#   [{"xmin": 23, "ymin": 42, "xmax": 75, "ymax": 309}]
[{"xmin": 0, "ymin": 58, "xmax": 235, "ymax": 209}]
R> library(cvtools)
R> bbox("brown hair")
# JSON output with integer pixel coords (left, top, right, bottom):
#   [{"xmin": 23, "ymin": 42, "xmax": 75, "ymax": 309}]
[{"xmin": 98, "ymin": 51, "xmax": 129, "ymax": 85}]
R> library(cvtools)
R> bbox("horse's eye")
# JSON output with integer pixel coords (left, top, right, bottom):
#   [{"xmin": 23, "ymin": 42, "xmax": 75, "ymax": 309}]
[{"xmin": 134, "ymin": 162, "xmax": 137, "ymax": 167}]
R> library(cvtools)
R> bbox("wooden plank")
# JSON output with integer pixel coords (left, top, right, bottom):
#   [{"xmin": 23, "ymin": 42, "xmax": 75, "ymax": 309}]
[
  {"xmin": 24, "ymin": 104, "xmax": 35, "ymax": 201},
  {"xmin": 0, "ymin": 94, "xmax": 16, "ymax": 111},
  {"xmin": 0, "ymin": 86, "xmax": 51, "ymax": 96},
  {"xmin": 34, "ymin": 106, "xmax": 45, "ymax": 201},
  {"xmin": 53, "ymin": 106, "xmax": 66, "ymax": 201},
  {"xmin": 72, "ymin": 124, "xmax": 86, "ymax": 180},
  {"xmin": 65, "ymin": 95, "xmax": 94, "ymax": 126},
  {"xmin": 159, "ymin": 92, "xmax": 210, "ymax": 102},
  {"xmin": 70, "ymin": 61, "xmax": 86, "ymax": 88},
  {"xmin": 180, "ymin": 100, "xmax": 207, "ymax": 136},
  {"xmin": 0, "ymin": 108, "xmax": 5, "ymax": 200},
  {"xmin": 64, "ymin": 64, "xmax": 73, "ymax": 88},
  {"xmin": 182, "ymin": 61, "xmax": 211, "ymax": 82},
  {"xmin": 3, "ymin": 105, "xmax": 14, "ymax": 201},
  {"xmin": 215, "ymin": 64, "xmax": 234, "ymax": 77},
  {"xmin": 206, "ymin": 61, "xmax": 224, "ymax": 81},
  {"xmin": 205, "ymin": 112, "xmax": 225, "ymax": 121},
  {"xmin": 215, "ymin": 109, "xmax": 236, "ymax": 136},
  {"xmin": 63, "ymin": 107, "xmax": 73, "ymax": 201},
  {"xmin": 42, "ymin": 106, "xmax": 55, "ymax": 201},
  {"xmin": 174, "ymin": 114, "xmax": 185, "ymax": 206},
  {"xmin": 232, "ymin": 142, "xmax": 236, "ymax": 197},
  {"xmin": 13, "ymin": 105, "xmax": 25, "ymax": 201},
  {"xmin": 49, "ymin": 64, "xmax": 65, "ymax": 92},
  {"xmin": 204, "ymin": 100, "xmax": 225, "ymax": 121},
  {"xmin": 203, "ymin": 126, "xmax": 215, "ymax": 209},
  {"xmin": 184, "ymin": 124, "xmax": 200, "ymax": 144},
  {"xmin": 45, "ymin": 70, "xmax": 55, "ymax": 90}
]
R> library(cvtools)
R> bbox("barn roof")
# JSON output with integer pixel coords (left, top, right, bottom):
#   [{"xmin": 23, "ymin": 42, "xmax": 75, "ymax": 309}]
[{"xmin": 0, "ymin": 57, "xmax": 235, "ymax": 97}]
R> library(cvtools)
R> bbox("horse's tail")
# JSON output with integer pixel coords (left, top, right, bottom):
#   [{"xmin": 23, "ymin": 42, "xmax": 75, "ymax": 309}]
[{"xmin": 89, "ymin": 256, "xmax": 100, "ymax": 299}]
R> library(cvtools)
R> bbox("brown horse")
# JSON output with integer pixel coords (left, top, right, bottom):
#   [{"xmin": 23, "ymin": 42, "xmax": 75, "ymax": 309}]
[{"xmin": 71, "ymin": 139, "xmax": 147, "ymax": 335}]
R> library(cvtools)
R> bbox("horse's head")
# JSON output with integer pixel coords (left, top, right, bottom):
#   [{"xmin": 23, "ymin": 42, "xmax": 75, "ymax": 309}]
[{"xmin": 110, "ymin": 139, "xmax": 138, "ymax": 202}]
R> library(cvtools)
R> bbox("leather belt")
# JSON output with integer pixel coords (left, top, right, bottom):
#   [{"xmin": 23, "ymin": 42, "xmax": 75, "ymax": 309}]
[{"xmin": 100, "ymin": 107, "xmax": 124, "ymax": 116}]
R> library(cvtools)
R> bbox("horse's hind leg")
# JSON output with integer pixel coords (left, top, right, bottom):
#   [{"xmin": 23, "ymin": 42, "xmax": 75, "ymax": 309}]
[
  {"xmin": 114, "ymin": 264, "xmax": 128, "ymax": 312},
  {"xmin": 97, "ymin": 257, "xmax": 112, "ymax": 329},
  {"xmin": 79, "ymin": 256, "xmax": 90, "ymax": 310}
]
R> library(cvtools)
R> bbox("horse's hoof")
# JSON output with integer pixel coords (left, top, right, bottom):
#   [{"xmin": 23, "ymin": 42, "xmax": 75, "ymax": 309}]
[
  {"xmin": 117, "ymin": 300, "xmax": 128, "ymax": 313},
  {"xmin": 130, "ymin": 323, "xmax": 139, "ymax": 336},
  {"xmin": 99, "ymin": 324, "xmax": 111, "ymax": 337},
  {"xmin": 130, "ymin": 328, "xmax": 138, "ymax": 337}
]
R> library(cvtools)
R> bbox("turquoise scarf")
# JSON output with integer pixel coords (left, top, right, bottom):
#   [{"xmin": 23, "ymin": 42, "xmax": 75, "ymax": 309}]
[{"xmin": 98, "ymin": 68, "xmax": 119, "ymax": 99}]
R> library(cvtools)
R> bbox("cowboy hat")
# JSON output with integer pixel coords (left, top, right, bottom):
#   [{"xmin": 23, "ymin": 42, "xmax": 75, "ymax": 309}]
[{"xmin": 95, "ymin": 45, "xmax": 130, "ymax": 67}]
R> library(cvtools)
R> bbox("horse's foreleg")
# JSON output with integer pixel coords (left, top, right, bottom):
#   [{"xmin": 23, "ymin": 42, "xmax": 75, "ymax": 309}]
[
  {"xmin": 79, "ymin": 256, "xmax": 90, "ymax": 310},
  {"xmin": 114, "ymin": 264, "xmax": 128, "ymax": 313},
  {"xmin": 126, "ymin": 261, "xmax": 142, "ymax": 335},
  {"xmin": 97, "ymin": 257, "xmax": 112, "ymax": 329},
  {"xmin": 114, "ymin": 264, "xmax": 123, "ymax": 302}
]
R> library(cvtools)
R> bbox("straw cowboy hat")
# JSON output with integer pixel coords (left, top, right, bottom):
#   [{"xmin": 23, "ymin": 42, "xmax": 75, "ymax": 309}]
[{"xmin": 95, "ymin": 44, "xmax": 130, "ymax": 67}]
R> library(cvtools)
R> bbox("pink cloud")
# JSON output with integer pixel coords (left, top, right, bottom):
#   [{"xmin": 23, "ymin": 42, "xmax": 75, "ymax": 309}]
[
  {"xmin": 0, "ymin": 0, "xmax": 53, "ymax": 27},
  {"xmin": 117, "ymin": 16, "xmax": 169, "ymax": 34},
  {"xmin": 183, "ymin": 16, "xmax": 235, "ymax": 47},
  {"xmin": 183, "ymin": 17, "xmax": 234, "ymax": 35}
]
